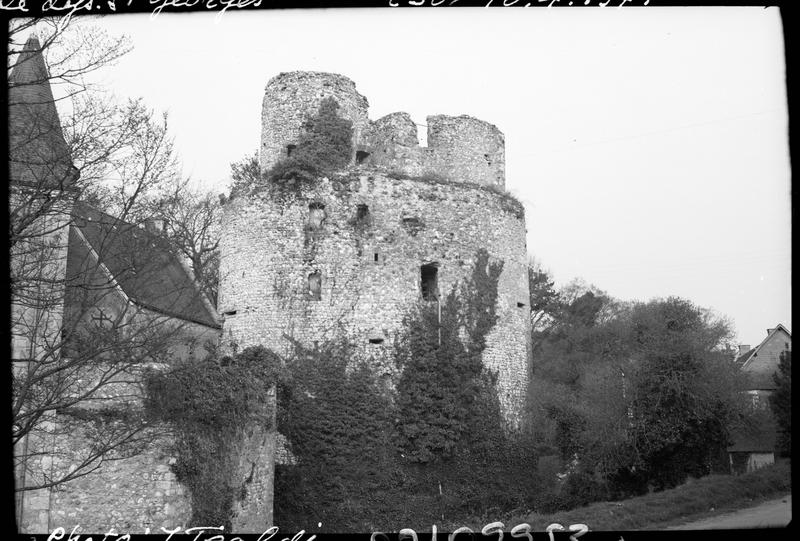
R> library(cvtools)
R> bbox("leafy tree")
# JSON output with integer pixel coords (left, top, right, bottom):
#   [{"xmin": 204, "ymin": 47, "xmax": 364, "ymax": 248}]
[
  {"xmin": 769, "ymin": 349, "xmax": 791, "ymax": 457},
  {"xmin": 527, "ymin": 290, "xmax": 745, "ymax": 504},
  {"xmin": 620, "ymin": 298, "xmax": 741, "ymax": 490},
  {"xmin": 532, "ymin": 280, "xmax": 619, "ymax": 386}
]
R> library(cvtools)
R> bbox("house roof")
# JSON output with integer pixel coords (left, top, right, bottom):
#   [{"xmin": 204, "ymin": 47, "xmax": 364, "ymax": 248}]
[
  {"xmin": 734, "ymin": 348, "xmax": 756, "ymax": 368},
  {"xmin": 68, "ymin": 201, "xmax": 220, "ymax": 329},
  {"xmin": 737, "ymin": 324, "xmax": 791, "ymax": 390},
  {"xmin": 8, "ymin": 35, "xmax": 79, "ymax": 190}
]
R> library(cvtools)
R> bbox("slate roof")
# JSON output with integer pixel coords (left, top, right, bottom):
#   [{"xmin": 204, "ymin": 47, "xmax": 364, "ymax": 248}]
[
  {"xmin": 68, "ymin": 201, "xmax": 220, "ymax": 329},
  {"xmin": 734, "ymin": 348, "xmax": 756, "ymax": 368},
  {"xmin": 8, "ymin": 35, "xmax": 79, "ymax": 189},
  {"xmin": 737, "ymin": 324, "xmax": 791, "ymax": 390}
]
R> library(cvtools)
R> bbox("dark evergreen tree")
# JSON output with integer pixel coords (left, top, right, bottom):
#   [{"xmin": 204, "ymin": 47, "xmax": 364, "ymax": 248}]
[{"xmin": 769, "ymin": 349, "xmax": 791, "ymax": 457}]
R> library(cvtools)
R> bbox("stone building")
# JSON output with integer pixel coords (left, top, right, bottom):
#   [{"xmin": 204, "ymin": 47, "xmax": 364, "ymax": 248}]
[
  {"xmin": 11, "ymin": 59, "xmax": 532, "ymax": 532},
  {"xmin": 10, "ymin": 36, "xmax": 224, "ymax": 533},
  {"xmin": 219, "ymin": 71, "xmax": 532, "ymax": 425}
]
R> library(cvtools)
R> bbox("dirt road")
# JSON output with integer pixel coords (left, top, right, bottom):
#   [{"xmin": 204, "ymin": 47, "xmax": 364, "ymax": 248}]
[{"xmin": 667, "ymin": 494, "xmax": 791, "ymax": 530}]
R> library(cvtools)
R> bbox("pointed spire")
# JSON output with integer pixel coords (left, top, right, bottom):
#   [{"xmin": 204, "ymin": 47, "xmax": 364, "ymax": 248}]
[
  {"xmin": 8, "ymin": 33, "xmax": 79, "ymax": 190},
  {"xmin": 9, "ymin": 34, "xmax": 50, "ymax": 87}
]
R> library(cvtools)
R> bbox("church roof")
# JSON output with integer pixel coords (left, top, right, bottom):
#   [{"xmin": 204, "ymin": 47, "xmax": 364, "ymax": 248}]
[
  {"xmin": 67, "ymin": 202, "xmax": 220, "ymax": 329},
  {"xmin": 8, "ymin": 34, "xmax": 79, "ymax": 190}
]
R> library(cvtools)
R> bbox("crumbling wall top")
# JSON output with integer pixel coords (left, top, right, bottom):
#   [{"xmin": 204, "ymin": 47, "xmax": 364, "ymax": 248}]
[
  {"xmin": 265, "ymin": 71, "xmax": 369, "ymax": 110},
  {"xmin": 261, "ymin": 72, "xmax": 506, "ymax": 188},
  {"xmin": 370, "ymin": 112, "xmax": 419, "ymax": 147}
]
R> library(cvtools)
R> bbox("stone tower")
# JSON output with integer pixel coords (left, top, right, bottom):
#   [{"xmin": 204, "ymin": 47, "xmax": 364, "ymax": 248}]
[{"xmin": 219, "ymin": 71, "xmax": 531, "ymax": 425}]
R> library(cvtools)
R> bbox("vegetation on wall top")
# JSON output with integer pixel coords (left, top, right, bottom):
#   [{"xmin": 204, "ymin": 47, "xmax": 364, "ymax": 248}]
[
  {"xmin": 386, "ymin": 169, "xmax": 525, "ymax": 220},
  {"xmin": 143, "ymin": 345, "xmax": 284, "ymax": 529},
  {"xmin": 265, "ymin": 97, "xmax": 354, "ymax": 196}
]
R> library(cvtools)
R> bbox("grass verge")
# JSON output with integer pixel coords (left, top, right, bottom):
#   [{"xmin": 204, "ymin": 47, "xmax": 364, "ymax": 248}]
[{"xmin": 496, "ymin": 462, "xmax": 791, "ymax": 532}]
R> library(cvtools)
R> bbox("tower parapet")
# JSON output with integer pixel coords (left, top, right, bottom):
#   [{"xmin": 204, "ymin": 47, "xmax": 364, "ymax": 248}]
[
  {"xmin": 361, "ymin": 112, "xmax": 428, "ymax": 177},
  {"xmin": 426, "ymin": 115, "xmax": 505, "ymax": 189},
  {"xmin": 260, "ymin": 71, "xmax": 507, "ymax": 189},
  {"xmin": 260, "ymin": 71, "xmax": 370, "ymax": 173}
]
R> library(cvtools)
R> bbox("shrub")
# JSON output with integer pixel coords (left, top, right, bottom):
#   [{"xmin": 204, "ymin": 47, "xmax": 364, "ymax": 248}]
[{"xmin": 143, "ymin": 346, "xmax": 283, "ymax": 528}]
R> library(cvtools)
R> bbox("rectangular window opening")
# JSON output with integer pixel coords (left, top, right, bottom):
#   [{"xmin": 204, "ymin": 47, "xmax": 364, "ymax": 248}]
[
  {"xmin": 420, "ymin": 263, "xmax": 439, "ymax": 301},
  {"xmin": 374, "ymin": 253, "xmax": 380, "ymax": 263},
  {"xmin": 356, "ymin": 204, "xmax": 369, "ymax": 222},
  {"xmin": 287, "ymin": 144, "xmax": 296, "ymax": 156},
  {"xmin": 308, "ymin": 271, "xmax": 322, "ymax": 301}
]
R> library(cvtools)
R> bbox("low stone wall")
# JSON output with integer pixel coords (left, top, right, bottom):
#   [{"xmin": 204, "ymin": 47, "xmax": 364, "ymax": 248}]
[{"xmin": 17, "ymin": 424, "xmax": 190, "ymax": 534}]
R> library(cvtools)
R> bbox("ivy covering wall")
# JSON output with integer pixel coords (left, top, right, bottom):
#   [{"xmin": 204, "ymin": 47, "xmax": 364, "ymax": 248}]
[
  {"xmin": 274, "ymin": 249, "xmax": 538, "ymax": 531},
  {"xmin": 143, "ymin": 346, "xmax": 283, "ymax": 528}
]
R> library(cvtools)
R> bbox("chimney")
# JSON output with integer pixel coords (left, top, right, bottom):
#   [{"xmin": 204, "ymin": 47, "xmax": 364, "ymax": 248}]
[
  {"xmin": 738, "ymin": 344, "xmax": 751, "ymax": 356},
  {"xmin": 144, "ymin": 217, "xmax": 167, "ymax": 235}
]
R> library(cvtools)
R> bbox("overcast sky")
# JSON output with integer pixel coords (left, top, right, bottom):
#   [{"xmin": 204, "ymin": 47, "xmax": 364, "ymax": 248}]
[{"xmin": 45, "ymin": 7, "xmax": 790, "ymax": 346}]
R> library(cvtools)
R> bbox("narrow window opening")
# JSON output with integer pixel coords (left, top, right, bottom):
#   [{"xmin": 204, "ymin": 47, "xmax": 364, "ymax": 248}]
[
  {"xmin": 356, "ymin": 150, "xmax": 370, "ymax": 164},
  {"xmin": 287, "ymin": 144, "xmax": 296, "ymax": 156},
  {"xmin": 356, "ymin": 203, "xmax": 369, "ymax": 222},
  {"xmin": 374, "ymin": 253, "xmax": 380, "ymax": 263},
  {"xmin": 369, "ymin": 338, "xmax": 384, "ymax": 345},
  {"xmin": 420, "ymin": 264, "xmax": 439, "ymax": 301},
  {"xmin": 223, "ymin": 310, "xmax": 238, "ymax": 316},
  {"xmin": 308, "ymin": 271, "xmax": 322, "ymax": 301},
  {"xmin": 517, "ymin": 302, "xmax": 526, "ymax": 308},
  {"xmin": 307, "ymin": 202, "xmax": 326, "ymax": 230}
]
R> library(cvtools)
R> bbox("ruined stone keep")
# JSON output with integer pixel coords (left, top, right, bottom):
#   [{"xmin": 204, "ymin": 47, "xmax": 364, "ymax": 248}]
[{"xmin": 219, "ymin": 71, "xmax": 532, "ymax": 425}]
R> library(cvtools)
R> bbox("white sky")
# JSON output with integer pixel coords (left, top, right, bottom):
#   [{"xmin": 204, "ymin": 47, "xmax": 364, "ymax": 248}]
[{"xmin": 52, "ymin": 7, "xmax": 790, "ymax": 346}]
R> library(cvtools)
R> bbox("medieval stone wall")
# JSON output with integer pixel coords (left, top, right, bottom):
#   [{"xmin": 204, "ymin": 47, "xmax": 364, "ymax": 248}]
[
  {"xmin": 261, "ymin": 72, "xmax": 507, "ymax": 189},
  {"xmin": 261, "ymin": 71, "xmax": 370, "ymax": 173},
  {"xmin": 41, "ymin": 429, "xmax": 190, "ymax": 534},
  {"xmin": 219, "ymin": 170, "xmax": 530, "ymax": 423},
  {"xmin": 425, "ymin": 115, "xmax": 506, "ymax": 189},
  {"xmin": 15, "ymin": 223, "xmax": 220, "ymax": 533}
]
